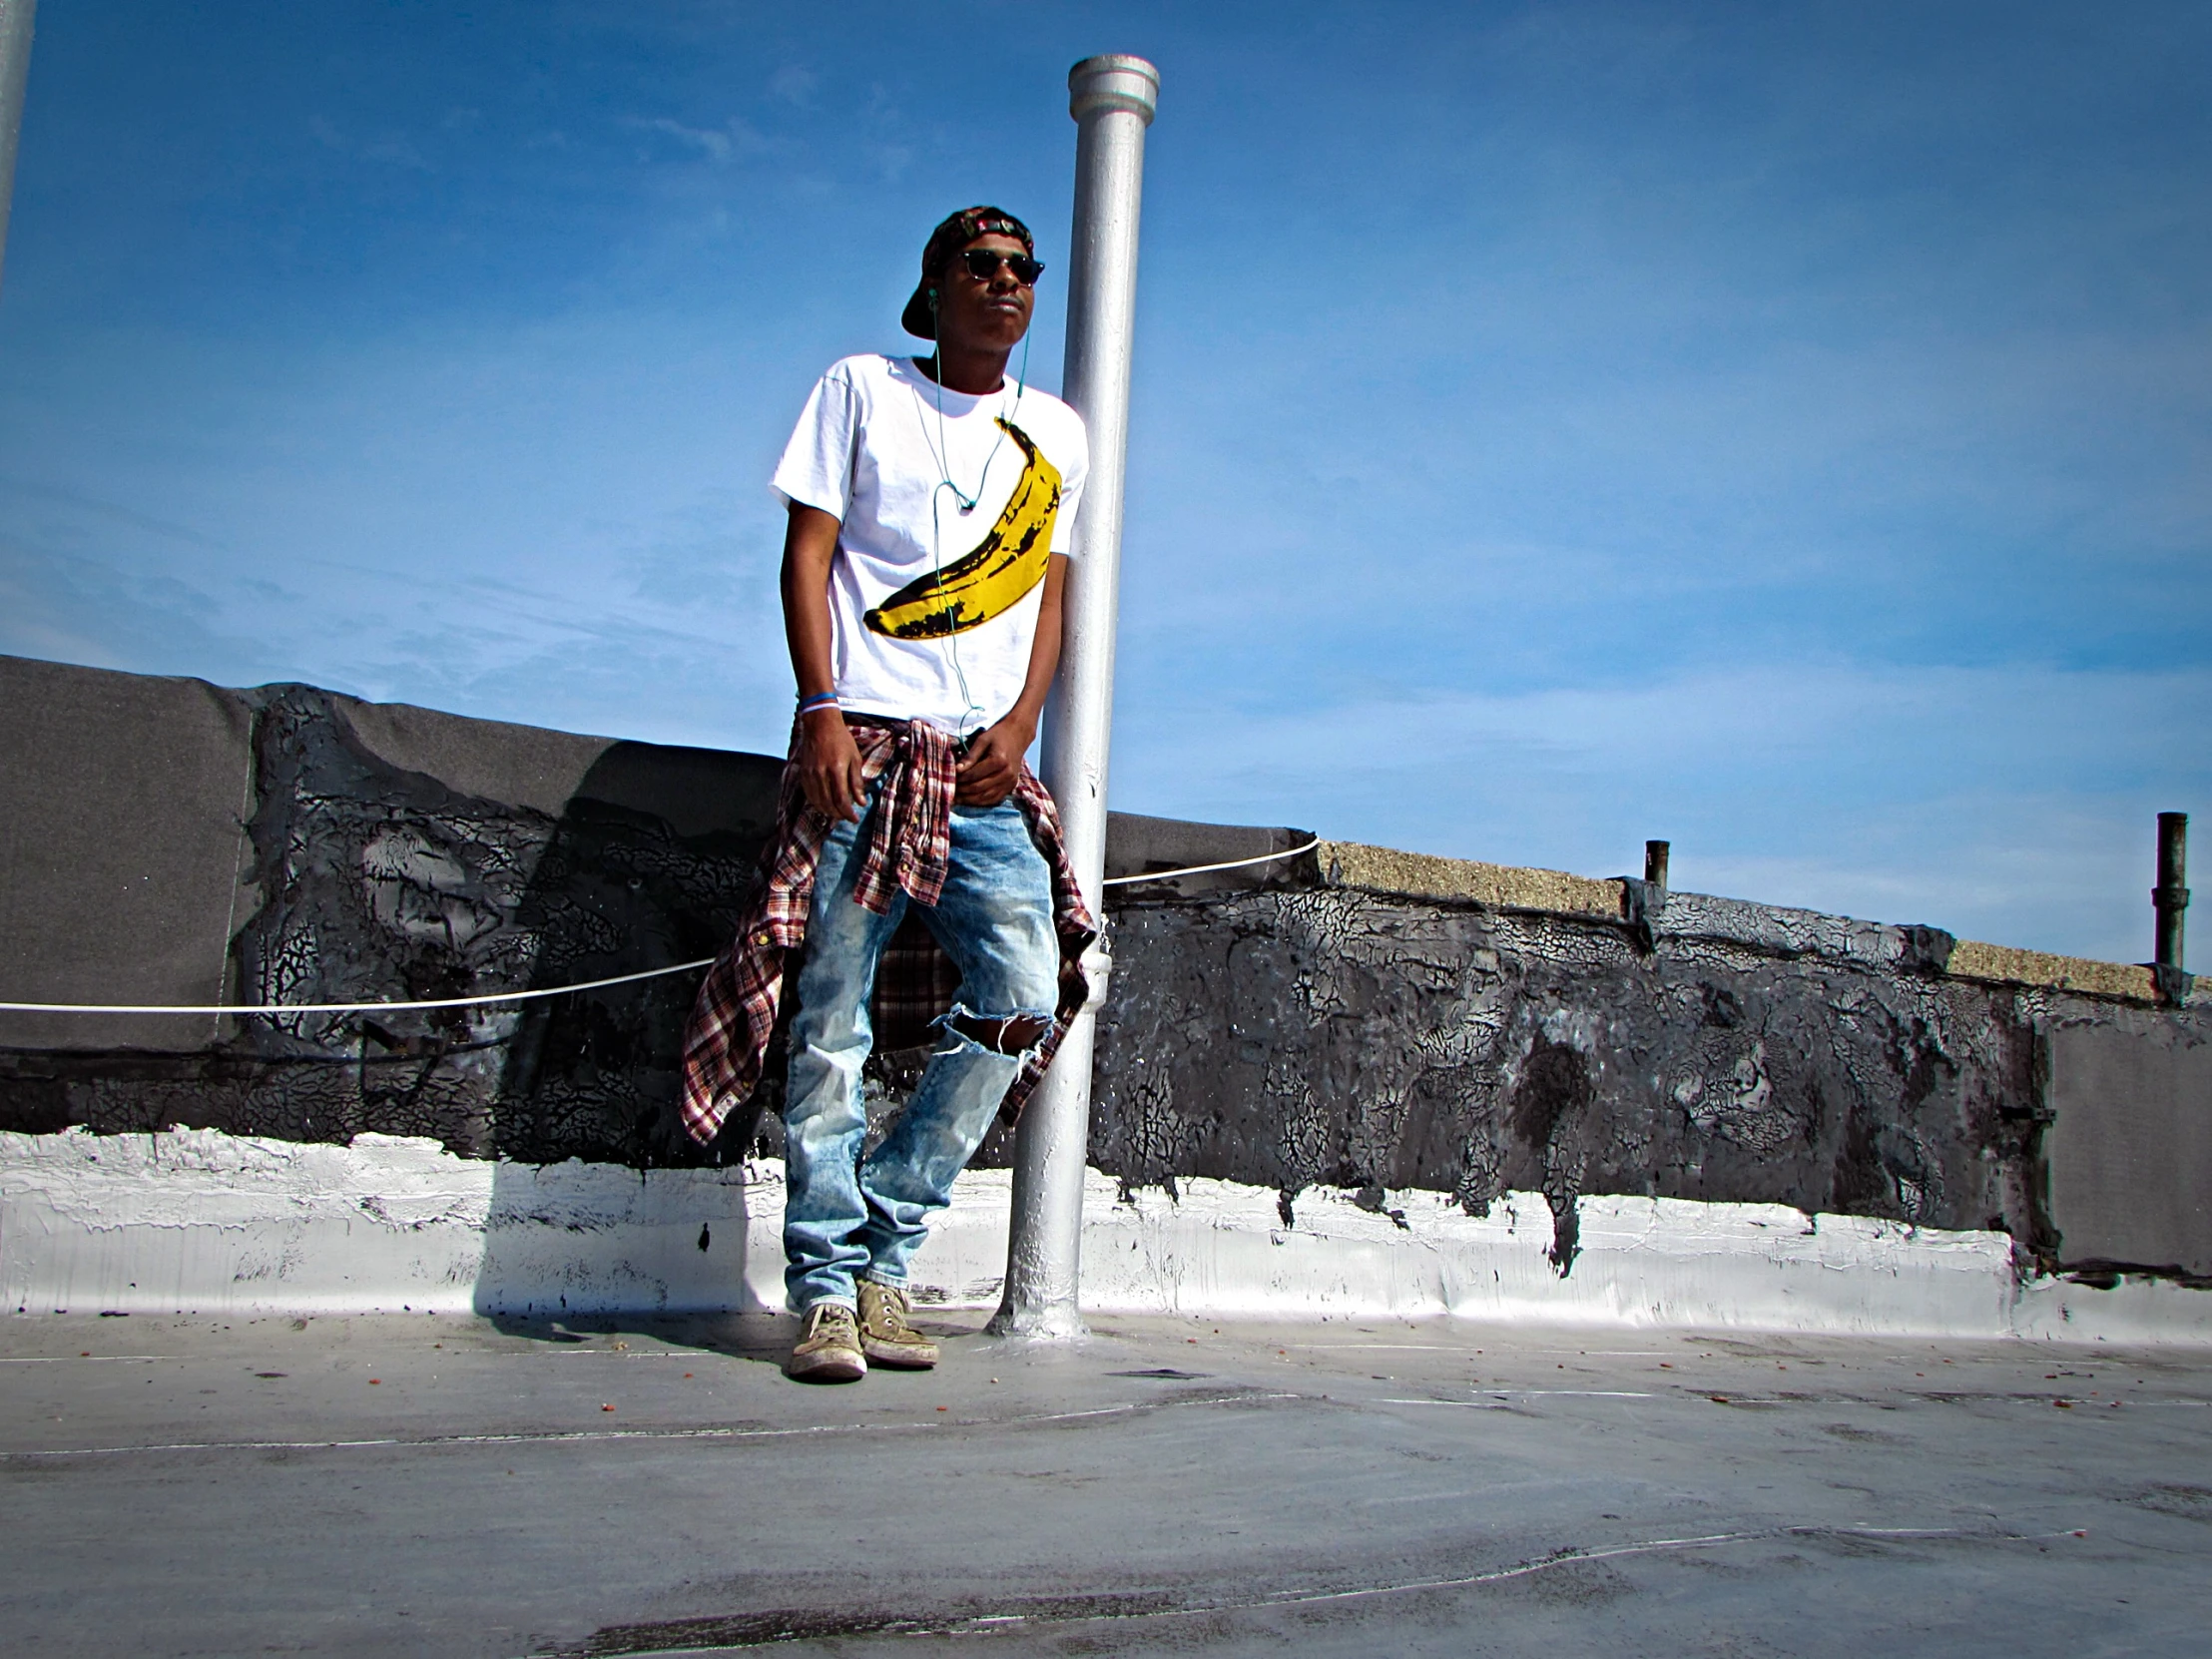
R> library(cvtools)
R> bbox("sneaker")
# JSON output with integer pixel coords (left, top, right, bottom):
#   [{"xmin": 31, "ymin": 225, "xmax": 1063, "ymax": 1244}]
[
  {"xmin": 856, "ymin": 1281, "xmax": 939, "ymax": 1370},
  {"xmin": 787, "ymin": 1303, "xmax": 866, "ymax": 1382}
]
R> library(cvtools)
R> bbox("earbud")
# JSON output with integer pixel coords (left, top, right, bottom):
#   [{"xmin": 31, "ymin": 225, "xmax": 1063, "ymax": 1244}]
[{"xmin": 926, "ymin": 287, "xmax": 938, "ymax": 309}]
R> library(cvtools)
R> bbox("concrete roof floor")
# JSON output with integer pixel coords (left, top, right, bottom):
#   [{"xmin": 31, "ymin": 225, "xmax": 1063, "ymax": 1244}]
[{"xmin": 2, "ymin": 1309, "xmax": 2208, "ymax": 1657}]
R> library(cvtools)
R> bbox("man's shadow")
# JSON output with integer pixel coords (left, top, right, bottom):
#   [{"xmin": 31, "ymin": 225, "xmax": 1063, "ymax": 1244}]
[
  {"xmin": 470, "ymin": 738, "xmax": 983, "ymax": 1350},
  {"xmin": 474, "ymin": 739, "xmax": 783, "ymax": 1334}
]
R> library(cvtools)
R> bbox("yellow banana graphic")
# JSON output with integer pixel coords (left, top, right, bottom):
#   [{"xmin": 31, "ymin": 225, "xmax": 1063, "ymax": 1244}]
[{"xmin": 866, "ymin": 418, "xmax": 1061, "ymax": 640}]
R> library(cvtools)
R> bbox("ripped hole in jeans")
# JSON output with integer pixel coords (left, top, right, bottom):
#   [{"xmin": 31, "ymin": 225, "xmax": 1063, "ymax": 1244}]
[{"xmin": 945, "ymin": 1009, "xmax": 1053, "ymax": 1057}]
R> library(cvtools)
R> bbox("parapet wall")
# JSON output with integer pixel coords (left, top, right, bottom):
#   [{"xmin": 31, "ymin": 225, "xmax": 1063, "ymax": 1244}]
[
  {"xmin": 3, "ymin": 654, "xmax": 2206, "ymax": 1283},
  {"xmin": 1097, "ymin": 843, "xmax": 2209, "ymax": 1280}
]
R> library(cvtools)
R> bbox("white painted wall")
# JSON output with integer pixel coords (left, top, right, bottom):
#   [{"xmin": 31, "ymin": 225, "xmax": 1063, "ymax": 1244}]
[{"xmin": 4, "ymin": 1128, "xmax": 2206, "ymax": 1343}]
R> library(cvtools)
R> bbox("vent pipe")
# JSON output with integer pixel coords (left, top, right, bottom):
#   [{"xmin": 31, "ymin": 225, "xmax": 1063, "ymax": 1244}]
[{"xmin": 2153, "ymin": 812, "xmax": 2189, "ymax": 999}]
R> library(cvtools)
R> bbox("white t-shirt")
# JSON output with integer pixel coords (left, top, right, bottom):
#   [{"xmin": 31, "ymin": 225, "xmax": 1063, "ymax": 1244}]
[{"xmin": 772, "ymin": 353, "xmax": 1088, "ymax": 736}]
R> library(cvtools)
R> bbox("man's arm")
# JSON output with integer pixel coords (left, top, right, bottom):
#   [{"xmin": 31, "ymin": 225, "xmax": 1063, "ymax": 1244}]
[
  {"xmin": 781, "ymin": 501, "xmax": 867, "ymax": 823},
  {"xmin": 954, "ymin": 553, "xmax": 1067, "ymax": 808}
]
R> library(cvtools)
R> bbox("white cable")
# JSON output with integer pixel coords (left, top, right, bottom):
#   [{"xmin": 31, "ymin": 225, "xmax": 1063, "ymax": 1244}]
[
  {"xmin": 0, "ymin": 957, "xmax": 718, "ymax": 1018},
  {"xmin": 913, "ymin": 330, "xmax": 1028, "ymax": 742},
  {"xmin": 5, "ymin": 839, "xmax": 1326, "ymax": 1017},
  {"xmin": 1101, "ymin": 836, "xmax": 1322, "ymax": 887}
]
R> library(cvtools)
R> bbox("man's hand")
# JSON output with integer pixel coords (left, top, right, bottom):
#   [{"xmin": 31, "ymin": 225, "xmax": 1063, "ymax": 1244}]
[
  {"xmin": 797, "ymin": 708, "xmax": 867, "ymax": 823},
  {"xmin": 954, "ymin": 714, "xmax": 1035, "ymax": 808}
]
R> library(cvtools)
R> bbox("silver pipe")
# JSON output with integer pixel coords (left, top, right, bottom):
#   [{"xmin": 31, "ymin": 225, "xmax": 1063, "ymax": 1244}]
[
  {"xmin": 0, "ymin": 0, "xmax": 35, "ymax": 295},
  {"xmin": 991, "ymin": 53, "xmax": 1157, "ymax": 1339}
]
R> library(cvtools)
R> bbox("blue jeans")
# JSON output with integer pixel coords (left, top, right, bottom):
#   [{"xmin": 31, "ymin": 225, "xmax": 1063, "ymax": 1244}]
[{"xmin": 782, "ymin": 786, "xmax": 1060, "ymax": 1313}]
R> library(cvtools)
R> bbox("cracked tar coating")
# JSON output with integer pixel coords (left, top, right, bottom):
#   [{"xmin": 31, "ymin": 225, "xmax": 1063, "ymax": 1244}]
[{"xmin": 1089, "ymin": 885, "xmax": 2083, "ymax": 1275}]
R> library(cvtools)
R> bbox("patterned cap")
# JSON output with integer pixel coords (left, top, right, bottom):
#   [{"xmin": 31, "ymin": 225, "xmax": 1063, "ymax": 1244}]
[{"xmin": 901, "ymin": 206, "xmax": 1035, "ymax": 340}]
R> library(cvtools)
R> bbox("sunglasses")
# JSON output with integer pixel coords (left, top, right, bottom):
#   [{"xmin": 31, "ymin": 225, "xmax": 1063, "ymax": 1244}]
[{"xmin": 955, "ymin": 248, "xmax": 1045, "ymax": 285}]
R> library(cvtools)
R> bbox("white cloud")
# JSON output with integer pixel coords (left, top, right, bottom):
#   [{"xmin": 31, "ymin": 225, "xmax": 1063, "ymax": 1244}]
[
  {"xmin": 770, "ymin": 65, "xmax": 818, "ymax": 107},
  {"xmin": 304, "ymin": 115, "xmax": 430, "ymax": 170},
  {"xmin": 631, "ymin": 115, "xmax": 781, "ymax": 166},
  {"xmin": 640, "ymin": 116, "xmax": 732, "ymax": 162}
]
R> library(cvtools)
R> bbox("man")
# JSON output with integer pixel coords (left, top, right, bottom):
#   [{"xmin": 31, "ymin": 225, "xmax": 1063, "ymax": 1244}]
[{"xmin": 679, "ymin": 207, "xmax": 1094, "ymax": 1382}]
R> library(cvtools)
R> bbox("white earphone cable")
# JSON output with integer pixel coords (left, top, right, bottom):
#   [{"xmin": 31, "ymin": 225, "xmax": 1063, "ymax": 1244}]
[{"xmin": 915, "ymin": 277, "xmax": 1032, "ymax": 742}]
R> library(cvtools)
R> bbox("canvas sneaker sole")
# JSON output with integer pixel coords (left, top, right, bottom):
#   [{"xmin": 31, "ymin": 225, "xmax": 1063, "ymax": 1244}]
[
  {"xmin": 786, "ymin": 1347, "xmax": 867, "ymax": 1382},
  {"xmin": 859, "ymin": 1335, "xmax": 938, "ymax": 1370}
]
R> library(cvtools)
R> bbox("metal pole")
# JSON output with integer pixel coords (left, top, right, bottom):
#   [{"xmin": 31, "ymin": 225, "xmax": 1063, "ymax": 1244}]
[
  {"xmin": 2153, "ymin": 812, "xmax": 2188, "ymax": 972},
  {"xmin": 0, "ymin": 0, "xmax": 35, "ymax": 295},
  {"xmin": 991, "ymin": 54, "xmax": 1157, "ymax": 1339}
]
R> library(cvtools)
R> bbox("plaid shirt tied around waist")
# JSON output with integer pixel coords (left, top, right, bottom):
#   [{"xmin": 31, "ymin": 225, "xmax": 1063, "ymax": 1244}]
[{"xmin": 678, "ymin": 717, "xmax": 1097, "ymax": 1148}]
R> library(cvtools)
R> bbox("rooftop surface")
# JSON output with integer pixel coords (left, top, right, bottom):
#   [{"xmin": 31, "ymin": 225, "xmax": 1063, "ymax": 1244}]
[{"xmin": 4, "ymin": 1310, "xmax": 2208, "ymax": 1656}]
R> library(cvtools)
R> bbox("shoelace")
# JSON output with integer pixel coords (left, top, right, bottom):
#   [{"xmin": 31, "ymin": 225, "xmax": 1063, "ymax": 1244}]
[{"xmin": 869, "ymin": 1292, "xmax": 918, "ymax": 1337}]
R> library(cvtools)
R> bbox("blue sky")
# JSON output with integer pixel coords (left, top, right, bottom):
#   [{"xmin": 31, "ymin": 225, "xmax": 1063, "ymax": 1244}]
[{"xmin": 1, "ymin": 1, "xmax": 2205, "ymax": 966}]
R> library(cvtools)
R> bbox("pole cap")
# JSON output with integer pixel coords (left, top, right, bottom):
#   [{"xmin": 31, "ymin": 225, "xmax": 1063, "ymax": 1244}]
[{"xmin": 1069, "ymin": 54, "xmax": 1158, "ymax": 126}]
